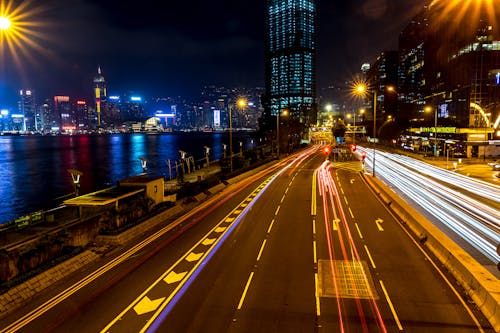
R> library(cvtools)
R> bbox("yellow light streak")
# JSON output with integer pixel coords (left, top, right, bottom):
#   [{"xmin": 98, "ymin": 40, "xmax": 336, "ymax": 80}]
[{"xmin": 0, "ymin": 0, "xmax": 54, "ymax": 73}]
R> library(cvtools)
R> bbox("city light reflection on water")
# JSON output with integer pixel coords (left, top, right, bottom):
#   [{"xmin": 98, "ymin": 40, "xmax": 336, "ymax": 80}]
[{"xmin": 0, "ymin": 132, "xmax": 252, "ymax": 224}]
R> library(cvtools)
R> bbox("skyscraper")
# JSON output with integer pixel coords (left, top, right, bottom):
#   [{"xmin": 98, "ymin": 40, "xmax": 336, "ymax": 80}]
[
  {"xmin": 93, "ymin": 66, "xmax": 107, "ymax": 127},
  {"xmin": 18, "ymin": 89, "xmax": 36, "ymax": 131},
  {"xmin": 263, "ymin": 0, "xmax": 317, "ymax": 136}
]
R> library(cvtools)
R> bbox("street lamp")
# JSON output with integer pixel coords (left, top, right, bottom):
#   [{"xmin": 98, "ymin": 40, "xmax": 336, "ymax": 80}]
[
  {"xmin": 277, "ymin": 109, "xmax": 289, "ymax": 158},
  {"xmin": 354, "ymin": 83, "xmax": 377, "ymax": 176},
  {"xmin": 138, "ymin": 157, "xmax": 148, "ymax": 173},
  {"xmin": 67, "ymin": 169, "xmax": 83, "ymax": 197},
  {"xmin": 230, "ymin": 98, "xmax": 247, "ymax": 172},
  {"xmin": 0, "ymin": 16, "xmax": 11, "ymax": 31},
  {"xmin": 425, "ymin": 106, "xmax": 438, "ymax": 157},
  {"xmin": 346, "ymin": 109, "xmax": 364, "ymax": 145},
  {"xmin": 353, "ymin": 83, "xmax": 397, "ymax": 175},
  {"xmin": 204, "ymin": 146, "xmax": 211, "ymax": 167}
]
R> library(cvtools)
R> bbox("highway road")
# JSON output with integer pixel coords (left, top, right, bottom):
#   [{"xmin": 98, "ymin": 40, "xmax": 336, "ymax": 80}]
[
  {"xmin": 359, "ymin": 147, "xmax": 500, "ymax": 273},
  {"xmin": 0, "ymin": 147, "xmax": 494, "ymax": 332}
]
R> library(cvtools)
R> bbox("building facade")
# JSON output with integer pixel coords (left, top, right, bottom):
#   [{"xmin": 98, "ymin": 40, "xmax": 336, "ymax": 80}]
[
  {"xmin": 263, "ymin": 0, "xmax": 317, "ymax": 136},
  {"xmin": 93, "ymin": 66, "xmax": 107, "ymax": 127},
  {"xmin": 397, "ymin": 1, "xmax": 500, "ymax": 157}
]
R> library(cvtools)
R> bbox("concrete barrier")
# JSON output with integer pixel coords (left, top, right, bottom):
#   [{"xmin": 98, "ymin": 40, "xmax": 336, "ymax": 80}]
[{"xmin": 364, "ymin": 174, "xmax": 500, "ymax": 331}]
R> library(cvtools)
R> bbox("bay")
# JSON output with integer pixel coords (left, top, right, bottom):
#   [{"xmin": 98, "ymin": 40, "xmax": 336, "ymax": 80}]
[{"xmin": 0, "ymin": 132, "xmax": 255, "ymax": 224}]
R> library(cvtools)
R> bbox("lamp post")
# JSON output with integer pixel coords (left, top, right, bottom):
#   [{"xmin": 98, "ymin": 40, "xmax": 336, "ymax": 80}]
[
  {"xmin": 139, "ymin": 157, "xmax": 148, "ymax": 174},
  {"xmin": 67, "ymin": 169, "xmax": 83, "ymax": 197},
  {"xmin": 204, "ymin": 146, "xmax": 210, "ymax": 167},
  {"xmin": 230, "ymin": 98, "xmax": 247, "ymax": 172},
  {"xmin": 425, "ymin": 106, "xmax": 438, "ymax": 157},
  {"xmin": 354, "ymin": 83, "xmax": 377, "ymax": 176},
  {"xmin": 276, "ymin": 109, "xmax": 289, "ymax": 158}
]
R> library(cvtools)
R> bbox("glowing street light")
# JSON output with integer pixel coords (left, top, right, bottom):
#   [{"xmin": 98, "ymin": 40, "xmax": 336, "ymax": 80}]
[
  {"xmin": 0, "ymin": 16, "xmax": 11, "ymax": 30},
  {"xmin": 425, "ymin": 106, "xmax": 438, "ymax": 157},
  {"xmin": 229, "ymin": 98, "xmax": 247, "ymax": 172},
  {"xmin": 277, "ymin": 109, "xmax": 289, "ymax": 158}
]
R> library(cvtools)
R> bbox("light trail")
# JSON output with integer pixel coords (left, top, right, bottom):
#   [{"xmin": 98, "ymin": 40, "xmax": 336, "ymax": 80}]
[
  {"xmin": 359, "ymin": 147, "xmax": 500, "ymax": 264},
  {"xmin": 316, "ymin": 161, "xmax": 387, "ymax": 332}
]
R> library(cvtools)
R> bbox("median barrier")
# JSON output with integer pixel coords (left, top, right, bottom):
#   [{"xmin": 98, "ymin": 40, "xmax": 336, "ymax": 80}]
[{"xmin": 363, "ymin": 174, "xmax": 500, "ymax": 331}]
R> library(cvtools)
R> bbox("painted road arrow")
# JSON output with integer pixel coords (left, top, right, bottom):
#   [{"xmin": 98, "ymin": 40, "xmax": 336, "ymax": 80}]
[
  {"xmin": 333, "ymin": 218, "xmax": 341, "ymax": 231},
  {"xmin": 186, "ymin": 252, "xmax": 204, "ymax": 262},
  {"xmin": 133, "ymin": 296, "xmax": 165, "ymax": 315},
  {"xmin": 375, "ymin": 218, "xmax": 384, "ymax": 231},
  {"xmin": 164, "ymin": 271, "xmax": 187, "ymax": 284},
  {"xmin": 202, "ymin": 238, "xmax": 216, "ymax": 246}
]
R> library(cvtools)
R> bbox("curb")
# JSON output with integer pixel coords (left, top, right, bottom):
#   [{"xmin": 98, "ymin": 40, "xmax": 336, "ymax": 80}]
[{"xmin": 363, "ymin": 173, "xmax": 500, "ymax": 331}]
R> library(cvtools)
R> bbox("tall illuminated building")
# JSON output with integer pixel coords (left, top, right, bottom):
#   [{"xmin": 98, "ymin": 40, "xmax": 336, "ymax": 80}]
[
  {"xmin": 93, "ymin": 66, "xmax": 107, "ymax": 126},
  {"xmin": 18, "ymin": 89, "xmax": 36, "ymax": 131},
  {"xmin": 263, "ymin": 0, "xmax": 317, "ymax": 136}
]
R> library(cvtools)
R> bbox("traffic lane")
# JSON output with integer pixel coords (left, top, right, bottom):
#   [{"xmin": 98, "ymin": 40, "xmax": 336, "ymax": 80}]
[
  {"xmin": 313, "ymin": 164, "xmax": 392, "ymax": 332},
  {"xmin": 0, "ymin": 168, "xmax": 275, "ymax": 333},
  {"xmin": 227, "ymin": 158, "xmax": 318, "ymax": 332},
  {"xmin": 335, "ymin": 169, "xmax": 493, "ymax": 332},
  {"xmin": 150, "ymin": 156, "xmax": 316, "ymax": 332}
]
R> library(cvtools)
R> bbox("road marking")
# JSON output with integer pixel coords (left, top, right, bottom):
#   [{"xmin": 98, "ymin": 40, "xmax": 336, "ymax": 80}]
[
  {"xmin": 215, "ymin": 226, "xmax": 227, "ymax": 233},
  {"xmin": 281, "ymin": 194, "xmax": 286, "ymax": 203},
  {"xmin": 350, "ymin": 179, "xmax": 355, "ymax": 184},
  {"xmin": 364, "ymin": 245, "xmax": 376, "ymax": 269},
  {"xmin": 311, "ymin": 169, "xmax": 317, "ymax": 216},
  {"xmin": 379, "ymin": 280, "xmax": 403, "ymax": 331},
  {"xmin": 355, "ymin": 223, "xmax": 363, "ymax": 239},
  {"xmin": 163, "ymin": 271, "xmax": 187, "ymax": 284},
  {"xmin": 185, "ymin": 252, "xmax": 204, "ymax": 262},
  {"xmin": 275, "ymin": 206, "xmax": 281, "ymax": 216},
  {"xmin": 267, "ymin": 219, "xmax": 275, "ymax": 233},
  {"xmin": 237, "ymin": 272, "xmax": 255, "ymax": 310},
  {"xmin": 375, "ymin": 218, "xmax": 384, "ymax": 231},
  {"xmin": 313, "ymin": 240, "xmax": 317, "ymax": 264},
  {"xmin": 133, "ymin": 296, "xmax": 165, "ymax": 315},
  {"xmin": 312, "ymin": 219, "xmax": 316, "ymax": 235},
  {"xmin": 202, "ymin": 238, "xmax": 216, "ymax": 246},
  {"xmin": 257, "ymin": 240, "xmax": 267, "ymax": 261},
  {"xmin": 343, "ymin": 196, "xmax": 348, "ymax": 205},
  {"xmin": 225, "ymin": 217, "xmax": 235, "ymax": 223},
  {"xmin": 348, "ymin": 207, "xmax": 354, "ymax": 219},
  {"xmin": 315, "ymin": 272, "xmax": 321, "ymax": 316},
  {"xmin": 332, "ymin": 218, "xmax": 340, "ymax": 231}
]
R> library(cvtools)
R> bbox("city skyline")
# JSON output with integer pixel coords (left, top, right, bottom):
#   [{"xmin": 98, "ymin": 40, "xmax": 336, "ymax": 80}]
[{"xmin": 0, "ymin": 0, "xmax": 423, "ymax": 106}]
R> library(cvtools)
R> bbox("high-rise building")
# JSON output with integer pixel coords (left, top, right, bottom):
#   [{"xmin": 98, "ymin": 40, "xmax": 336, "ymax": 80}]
[
  {"xmin": 93, "ymin": 66, "xmax": 107, "ymax": 127},
  {"xmin": 398, "ymin": 1, "xmax": 500, "ymax": 156},
  {"xmin": 54, "ymin": 96, "xmax": 72, "ymax": 131},
  {"xmin": 18, "ymin": 89, "xmax": 36, "ymax": 131},
  {"xmin": 263, "ymin": 0, "xmax": 317, "ymax": 137}
]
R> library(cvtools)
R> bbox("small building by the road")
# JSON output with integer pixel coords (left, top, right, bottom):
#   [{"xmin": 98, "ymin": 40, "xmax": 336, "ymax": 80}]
[{"xmin": 118, "ymin": 175, "xmax": 165, "ymax": 205}]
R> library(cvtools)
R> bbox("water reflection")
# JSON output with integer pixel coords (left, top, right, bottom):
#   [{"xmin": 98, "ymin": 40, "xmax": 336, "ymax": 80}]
[{"xmin": 0, "ymin": 132, "xmax": 252, "ymax": 224}]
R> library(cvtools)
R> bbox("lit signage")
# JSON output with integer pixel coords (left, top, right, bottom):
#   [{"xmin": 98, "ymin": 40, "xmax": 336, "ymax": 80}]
[
  {"xmin": 11, "ymin": 114, "xmax": 24, "ymax": 118},
  {"xmin": 54, "ymin": 96, "xmax": 70, "ymax": 102},
  {"xmin": 0, "ymin": 110, "xmax": 8, "ymax": 116},
  {"xmin": 468, "ymin": 133, "xmax": 486, "ymax": 140},
  {"xmin": 109, "ymin": 96, "xmax": 120, "ymax": 100},
  {"xmin": 77, "ymin": 100, "xmax": 86, "ymax": 105},
  {"xmin": 62, "ymin": 126, "xmax": 76, "ymax": 130},
  {"xmin": 130, "ymin": 96, "xmax": 142, "ymax": 102},
  {"xmin": 155, "ymin": 113, "xmax": 175, "ymax": 117},
  {"xmin": 420, "ymin": 127, "xmax": 456, "ymax": 134}
]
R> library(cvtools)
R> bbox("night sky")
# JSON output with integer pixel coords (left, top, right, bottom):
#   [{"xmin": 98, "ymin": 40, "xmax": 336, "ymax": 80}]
[{"xmin": 0, "ymin": 0, "xmax": 423, "ymax": 105}]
